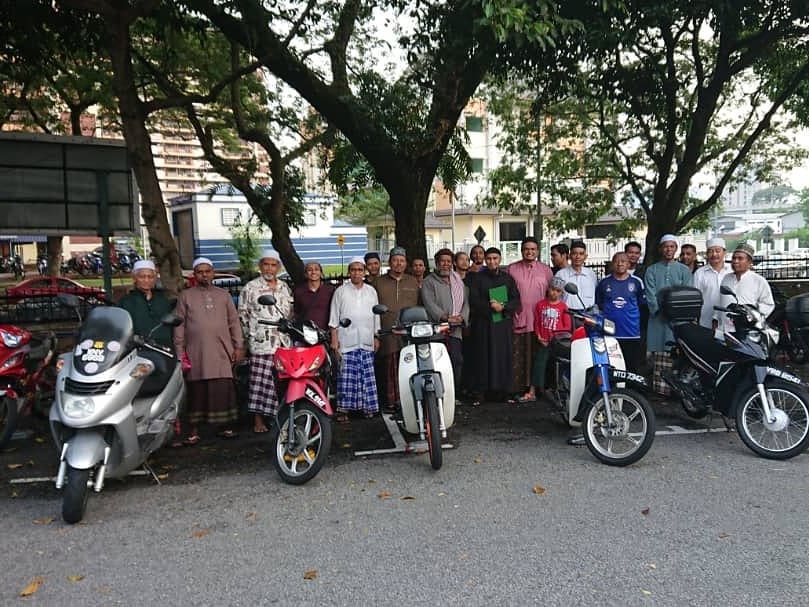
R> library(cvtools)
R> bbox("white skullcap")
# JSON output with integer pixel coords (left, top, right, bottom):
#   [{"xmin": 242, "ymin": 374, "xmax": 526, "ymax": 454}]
[
  {"xmin": 348, "ymin": 256, "xmax": 366, "ymax": 267},
  {"xmin": 132, "ymin": 259, "xmax": 156, "ymax": 273},
  {"xmin": 259, "ymin": 249, "xmax": 281, "ymax": 262},
  {"xmin": 192, "ymin": 257, "xmax": 213, "ymax": 270},
  {"xmin": 659, "ymin": 234, "xmax": 679, "ymax": 246},
  {"xmin": 706, "ymin": 238, "xmax": 726, "ymax": 250}
]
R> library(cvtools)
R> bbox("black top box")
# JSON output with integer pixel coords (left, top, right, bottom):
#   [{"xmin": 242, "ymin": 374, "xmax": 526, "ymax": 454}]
[{"xmin": 658, "ymin": 286, "xmax": 703, "ymax": 322}]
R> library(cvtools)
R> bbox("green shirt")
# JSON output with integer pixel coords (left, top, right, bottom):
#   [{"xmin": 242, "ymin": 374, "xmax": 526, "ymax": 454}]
[{"xmin": 118, "ymin": 289, "xmax": 175, "ymax": 347}]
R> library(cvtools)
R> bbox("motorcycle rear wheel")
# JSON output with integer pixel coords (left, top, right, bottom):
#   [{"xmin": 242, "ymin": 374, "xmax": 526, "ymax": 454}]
[
  {"xmin": 583, "ymin": 388, "xmax": 655, "ymax": 466},
  {"xmin": 736, "ymin": 380, "xmax": 809, "ymax": 460},
  {"xmin": 0, "ymin": 395, "xmax": 19, "ymax": 450},
  {"xmin": 424, "ymin": 393, "xmax": 443, "ymax": 470},
  {"xmin": 62, "ymin": 466, "xmax": 91, "ymax": 524},
  {"xmin": 269, "ymin": 401, "xmax": 332, "ymax": 485}
]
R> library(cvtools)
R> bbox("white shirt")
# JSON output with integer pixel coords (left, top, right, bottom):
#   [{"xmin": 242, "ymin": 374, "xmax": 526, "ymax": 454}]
[
  {"xmin": 329, "ymin": 281, "xmax": 380, "ymax": 353},
  {"xmin": 715, "ymin": 270, "xmax": 775, "ymax": 333},
  {"xmin": 556, "ymin": 266, "xmax": 598, "ymax": 309},
  {"xmin": 693, "ymin": 263, "xmax": 730, "ymax": 329}
]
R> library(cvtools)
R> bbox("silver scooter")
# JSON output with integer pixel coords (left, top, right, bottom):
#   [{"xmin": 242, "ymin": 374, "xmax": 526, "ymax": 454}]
[{"xmin": 50, "ymin": 295, "xmax": 184, "ymax": 523}]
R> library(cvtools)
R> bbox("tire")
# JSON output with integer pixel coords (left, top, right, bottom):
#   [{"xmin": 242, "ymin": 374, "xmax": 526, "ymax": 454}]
[
  {"xmin": 583, "ymin": 388, "xmax": 655, "ymax": 466},
  {"xmin": 269, "ymin": 401, "xmax": 332, "ymax": 485},
  {"xmin": 0, "ymin": 395, "xmax": 19, "ymax": 451},
  {"xmin": 62, "ymin": 466, "xmax": 91, "ymax": 524},
  {"xmin": 424, "ymin": 393, "xmax": 443, "ymax": 470},
  {"xmin": 735, "ymin": 379, "xmax": 809, "ymax": 460}
]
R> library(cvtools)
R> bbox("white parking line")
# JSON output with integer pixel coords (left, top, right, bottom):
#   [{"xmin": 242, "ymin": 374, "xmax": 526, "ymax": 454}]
[
  {"xmin": 353, "ymin": 413, "xmax": 454, "ymax": 457},
  {"xmin": 9, "ymin": 469, "xmax": 149, "ymax": 485}
]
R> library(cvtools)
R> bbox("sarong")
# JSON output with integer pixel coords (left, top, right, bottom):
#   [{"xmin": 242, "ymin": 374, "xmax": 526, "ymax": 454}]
[
  {"xmin": 651, "ymin": 351, "xmax": 672, "ymax": 396},
  {"xmin": 338, "ymin": 349, "xmax": 379, "ymax": 414},
  {"xmin": 186, "ymin": 378, "xmax": 238, "ymax": 426},
  {"xmin": 247, "ymin": 354, "xmax": 280, "ymax": 418},
  {"xmin": 512, "ymin": 332, "xmax": 538, "ymax": 392}
]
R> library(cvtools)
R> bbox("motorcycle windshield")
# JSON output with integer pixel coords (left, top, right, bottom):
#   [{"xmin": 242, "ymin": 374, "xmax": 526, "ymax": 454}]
[{"xmin": 73, "ymin": 307, "xmax": 134, "ymax": 375}]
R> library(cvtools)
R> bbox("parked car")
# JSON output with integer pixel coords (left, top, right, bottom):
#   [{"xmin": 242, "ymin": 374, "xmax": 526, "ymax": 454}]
[{"xmin": 5, "ymin": 276, "xmax": 106, "ymax": 303}]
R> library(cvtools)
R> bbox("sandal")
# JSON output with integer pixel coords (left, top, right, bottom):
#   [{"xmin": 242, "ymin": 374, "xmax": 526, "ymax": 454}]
[
  {"xmin": 362, "ymin": 411, "xmax": 377, "ymax": 419},
  {"xmin": 217, "ymin": 429, "xmax": 238, "ymax": 439},
  {"xmin": 183, "ymin": 434, "xmax": 201, "ymax": 446},
  {"xmin": 510, "ymin": 393, "xmax": 536, "ymax": 404}
]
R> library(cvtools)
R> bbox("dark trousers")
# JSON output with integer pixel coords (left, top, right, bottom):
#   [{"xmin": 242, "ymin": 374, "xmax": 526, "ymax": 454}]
[
  {"xmin": 447, "ymin": 336, "xmax": 463, "ymax": 394},
  {"xmin": 531, "ymin": 344, "xmax": 552, "ymax": 391}
]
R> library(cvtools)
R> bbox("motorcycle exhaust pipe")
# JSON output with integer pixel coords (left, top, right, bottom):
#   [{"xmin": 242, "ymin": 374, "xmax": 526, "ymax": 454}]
[
  {"xmin": 94, "ymin": 446, "xmax": 111, "ymax": 492},
  {"xmin": 55, "ymin": 444, "xmax": 69, "ymax": 489}
]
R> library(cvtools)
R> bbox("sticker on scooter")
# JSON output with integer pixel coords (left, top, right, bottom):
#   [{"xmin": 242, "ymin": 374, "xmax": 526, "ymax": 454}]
[
  {"xmin": 81, "ymin": 348, "xmax": 106, "ymax": 363},
  {"xmin": 107, "ymin": 341, "xmax": 121, "ymax": 352},
  {"xmin": 305, "ymin": 386, "xmax": 327, "ymax": 409}
]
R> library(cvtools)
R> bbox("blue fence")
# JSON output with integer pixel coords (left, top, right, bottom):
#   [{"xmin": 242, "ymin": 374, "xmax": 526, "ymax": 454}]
[{"xmin": 195, "ymin": 235, "xmax": 367, "ymax": 269}]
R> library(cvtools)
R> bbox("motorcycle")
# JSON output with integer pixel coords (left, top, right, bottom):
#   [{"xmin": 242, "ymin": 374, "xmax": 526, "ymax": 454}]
[
  {"xmin": 50, "ymin": 294, "xmax": 184, "ymax": 523},
  {"xmin": 257, "ymin": 294, "xmax": 345, "ymax": 485},
  {"xmin": 37, "ymin": 255, "xmax": 48, "ymax": 276},
  {"xmin": 548, "ymin": 283, "xmax": 655, "ymax": 466},
  {"xmin": 777, "ymin": 291, "xmax": 809, "ymax": 365},
  {"xmin": 661, "ymin": 285, "xmax": 809, "ymax": 460},
  {"xmin": 0, "ymin": 324, "xmax": 57, "ymax": 450},
  {"xmin": 10, "ymin": 254, "xmax": 25, "ymax": 279},
  {"xmin": 373, "ymin": 304, "xmax": 457, "ymax": 470}
]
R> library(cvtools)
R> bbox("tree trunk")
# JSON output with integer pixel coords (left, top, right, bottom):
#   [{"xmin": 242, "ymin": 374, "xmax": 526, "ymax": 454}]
[
  {"xmin": 104, "ymin": 12, "xmax": 182, "ymax": 294},
  {"xmin": 389, "ymin": 177, "xmax": 432, "ymax": 263},
  {"xmin": 46, "ymin": 236, "xmax": 62, "ymax": 277},
  {"xmin": 642, "ymin": 192, "xmax": 682, "ymax": 267}
]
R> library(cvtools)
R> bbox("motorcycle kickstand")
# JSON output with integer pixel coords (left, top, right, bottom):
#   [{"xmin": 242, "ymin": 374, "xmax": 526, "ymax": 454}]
[{"xmin": 142, "ymin": 460, "xmax": 162, "ymax": 485}]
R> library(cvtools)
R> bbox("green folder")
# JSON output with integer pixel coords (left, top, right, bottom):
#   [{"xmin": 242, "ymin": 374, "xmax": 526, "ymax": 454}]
[{"xmin": 488, "ymin": 284, "xmax": 508, "ymax": 323}]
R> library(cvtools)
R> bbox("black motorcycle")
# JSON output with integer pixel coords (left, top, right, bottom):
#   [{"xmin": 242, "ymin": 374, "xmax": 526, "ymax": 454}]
[
  {"xmin": 767, "ymin": 284, "xmax": 808, "ymax": 364},
  {"xmin": 661, "ymin": 285, "xmax": 809, "ymax": 460}
]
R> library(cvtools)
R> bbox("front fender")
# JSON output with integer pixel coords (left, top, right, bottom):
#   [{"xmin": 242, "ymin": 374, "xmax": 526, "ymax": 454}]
[{"xmin": 64, "ymin": 430, "xmax": 106, "ymax": 470}]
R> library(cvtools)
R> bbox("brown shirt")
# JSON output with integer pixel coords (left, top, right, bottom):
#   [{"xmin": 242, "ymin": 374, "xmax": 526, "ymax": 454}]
[
  {"xmin": 174, "ymin": 285, "xmax": 243, "ymax": 381},
  {"xmin": 374, "ymin": 272, "xmax": 420, "ymax": 355}
]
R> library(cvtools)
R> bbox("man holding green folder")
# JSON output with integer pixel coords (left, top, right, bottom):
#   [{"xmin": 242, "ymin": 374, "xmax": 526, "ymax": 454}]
[{"xmin": 467, "ymin": 247, "xmax": 521, "ymax": 404}]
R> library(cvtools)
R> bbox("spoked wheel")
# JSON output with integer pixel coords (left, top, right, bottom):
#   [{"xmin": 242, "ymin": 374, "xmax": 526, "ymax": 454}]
[
  {"xmin": 269, "ymin": 402, "xmax": 332, "ymax": 485},
  {"xmin": 736, "ymin": 380, "xmax": 809, "ymax": 460},
  {"xmin": 424, "ymin": 393, "xmax": 443, "ymax": 470},
  {"xmin": 62, "ymin": 466, "xmax": 91, "ymax": 524},
  {"xmin": 0, "ymin": 395, "xmax": 19, "ymax": 450},
  {"xmin": 584, "ymin": 388, "xmax": 655, "ymax": 466}
]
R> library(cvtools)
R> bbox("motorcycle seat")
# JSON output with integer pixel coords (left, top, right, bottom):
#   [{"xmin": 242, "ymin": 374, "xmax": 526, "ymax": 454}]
[
  {"xmin": 551, "ymin": 333, "xmax": 572, "ymax": 360},
  {"xmin": 136, "ymin": 349, "xmax": 179, "ymax": 397}
]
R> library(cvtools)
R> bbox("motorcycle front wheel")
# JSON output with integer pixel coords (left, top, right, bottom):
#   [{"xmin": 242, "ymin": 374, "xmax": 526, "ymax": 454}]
[
  {"xmin": 736, "ymin": 380, "xmax": 809, "ymax": 460},
  {"xmin": 269, "ymin": 401, "xmax": 332, "ymax": 485},
  {"xmin": 584, "ymin": 388, "xmax": 655, "ymax": 466},
  {"xmin": 62, "ymin": 466, "xmax": 91, "ymax": 524},
  {"xmin": 0, "ymin": 395, "xmax": 19, "ymax": 450},
  {"xmin": 424, "ymin": 393, "xmax": 443, "ymax": 470}
]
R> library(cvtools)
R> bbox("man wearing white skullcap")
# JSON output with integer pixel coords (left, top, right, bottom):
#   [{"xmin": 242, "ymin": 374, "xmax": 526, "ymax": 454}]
[
  {"xmin": 328, "ymin": 255, "xmax": 381, "ymax": 418},
  {"xmin": 175, "ymin": 254, "xmax": 244, "ymax": 444},
  {"xmin": 119, "ymin": 258, "xmax": 174, "ymax": 347},
  {"xmin": 644, "ymin": 233, "xmax": 693, "ymax": 394},
  {"xmin": 693, "ymin": 237, "xmax": 730, "ymax": 329},
  {"xmin": 238, "ymin": 248, "xmax": 293, "ymax": 433}
]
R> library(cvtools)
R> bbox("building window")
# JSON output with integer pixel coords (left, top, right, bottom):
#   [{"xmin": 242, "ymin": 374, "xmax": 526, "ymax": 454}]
[
  {"xmin": 465, "ymin": 116, "xmax": 483, "ymax": 132},
  {"xmin": 470, "ymin": 158, "xmax": 484, "ymax": 173},
  {"xmin": 221, "ymin": 208, "xmax": 242, "ymax": 226},
  {"xmin": 303, "ymin": 208, "xmax": 317, "ymax": 226},
  {"xmin": 499, "ymin": 221, "xmax": 526, "ymax": 242}
]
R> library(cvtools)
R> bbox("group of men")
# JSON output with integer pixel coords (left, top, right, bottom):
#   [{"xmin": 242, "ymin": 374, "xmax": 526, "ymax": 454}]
[{"xmin": 118, "ymin": 232, "xmax": 774, "ymax": 444}]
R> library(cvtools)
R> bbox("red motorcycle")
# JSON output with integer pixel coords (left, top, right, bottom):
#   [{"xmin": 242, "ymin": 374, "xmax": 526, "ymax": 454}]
[
  {"xmin": 257, "ymin": 294, "xmax": 346, "ymax": 485},
  {"xmin": 0, "ymin": 325, "xmax": 57, "ymax": 450}
]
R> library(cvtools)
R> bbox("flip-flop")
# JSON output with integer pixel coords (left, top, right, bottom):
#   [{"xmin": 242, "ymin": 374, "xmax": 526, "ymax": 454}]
[
  {"xmin": 253, "ymin": 426, "xmax": 269, "ymax": 434},
  {"xmin": 183, "ymin": 434, "xmax": 201, "ymax": 446},
  {"xmin": 510, "ymin": 393, "xmax": 536, "ymax": 404},
  {"xmin": 217, "ymin": 430, "xmax": 238, "ymax": 439}
]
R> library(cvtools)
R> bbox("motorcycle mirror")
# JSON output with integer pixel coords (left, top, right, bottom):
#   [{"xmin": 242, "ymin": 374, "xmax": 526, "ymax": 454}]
[
  {"xmin": 339, "ymin": 318, "xmax": 352, "ymax": 328},
  {"xmin": 564, "ymin": 282, "xmax": 578, "ymax": 295},
  {"xmin": 258, "ymin": 294, "xmax": 277, "ymax": 306},
  {"xmin": 57, "ymin": 293, "xmax": 81, "ymax": 309},
  {"xmin": 372, "ymin": 304, "xmax": 389, "ymax": 315},
  {"xmin": 720, "ymin": 285, "xmax": 737, "ymax": 298}
]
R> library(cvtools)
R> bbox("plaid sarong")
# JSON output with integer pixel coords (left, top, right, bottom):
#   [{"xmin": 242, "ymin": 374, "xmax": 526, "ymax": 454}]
[
  {"xmin": 338, "ymin": 349, "xmax": 379, "ymax": 414},
  {"xmin": 247, "ymin": 354, "xmax": 280, "ymax": 417},
  {"xmin": 651, "ymin": 351, "xmax": 672, "ymax": 396}
]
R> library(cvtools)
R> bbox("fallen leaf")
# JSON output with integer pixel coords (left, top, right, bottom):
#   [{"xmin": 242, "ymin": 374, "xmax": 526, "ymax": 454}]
[
  {"xmin": 341, "ymin": 443, "xmax": 351, "ymax": 448},
  {"xmin": 11, "ymin": 490, "xmax": 18, "ymax": 498},
  {"xmin": 437, "ymin": 492, "xmax": 446, "ymax": 496},
  {"xmin": 245, "ymin": 512, "xmax": 257, "ymax": 522},
  {"xmin": 641, "ymin": 507, "xmax": 650, "ymax": 515},
  {"xmin": 33, "ymin": 516, "xmax": 55, "ymax": 525},
  {"xmin": 20, "ymin": 577, "xmax": 44, "ymax": 597},
  {"xmin": 34, "ymin": 437, "xmax": 46, "ymax": 444},
  {"xmin": 533, "ymin": 485, "xmax": 546, "ymax": 495},
  {"xmin": 67, "ymin": 575, "xmax": 85, "ymax": 582},
  {"xmin": 157, "ymin": 473, "xmax": 169, "ymax": 481},
  {"xmin": 27, "ymin": 460, "xmax": 35, "ymax": 466},
  {"xmin": 400, "ymin": 496, "xmax": 416, "ymax": 501},
  {"xmin": 718, "ymin": 532, "xmax": 730, "ymax": 539},
  {"xmin": 303, "ymin": 569, "xmax": 318, "ymax": 580},
  {"xmin": 7, "ymin": 463, "xmax": 23, "ymax": 469},
  {"xmin": 473, "ymin": 456, "xmax": 483, "ymax": 464},
  {"xmin": 367, "ymin": 479, "xmax": 376, "ymax": 484},
  {"xmin": 378, "ymin": 491, "xmax": 392, "ymax": 499},
  {"xmin": 191, "ymin": 529, "xmax": 210, "ymax": 539},
  {"xmin": 641, "ymin": 589, "xmax": 652, "ymax": 596},
  {"xmin": 648, "ymin": 563, "xmax": 657, "ymax": 569}
]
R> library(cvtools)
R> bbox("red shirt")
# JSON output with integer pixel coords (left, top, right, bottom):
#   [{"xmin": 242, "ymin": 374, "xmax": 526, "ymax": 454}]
[
  {"xmin": 534, "ymin": 299, "xmax": 571, "ymax": 344},
  {"xmin": 293, "ymin": 283, "xmax": 335, "ymax": 330}
]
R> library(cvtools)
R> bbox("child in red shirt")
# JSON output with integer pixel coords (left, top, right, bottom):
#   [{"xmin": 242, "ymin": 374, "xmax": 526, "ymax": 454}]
[{"xmin": 527, "ymin": 276, "xmax": 572, "ymax": 400}]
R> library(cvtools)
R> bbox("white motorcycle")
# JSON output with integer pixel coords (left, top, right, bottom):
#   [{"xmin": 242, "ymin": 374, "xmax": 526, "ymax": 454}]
[
  {"xmin": 50, "ymin": 295, "xmax": 184, "ymax": 523},
  {"xmin": 374, "ymin": 305, "xmax": 456, "ymax": 470},
  {"xmin": 548, "ymin": 284, "xmax": 655, "ymax": 466}
]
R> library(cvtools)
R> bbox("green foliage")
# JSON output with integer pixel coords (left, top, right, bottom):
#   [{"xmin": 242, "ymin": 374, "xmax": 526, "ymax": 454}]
[
  {"xmin": 225, "ymin": 212, "xmax": 266, "ymax": 277},
  {"xmin": 782, "ymin": 227, "xmax": 809, "ymax": 247},
  {"xmin": 335, "ymin": 187, "xmax": 393, "ymax": 225}
]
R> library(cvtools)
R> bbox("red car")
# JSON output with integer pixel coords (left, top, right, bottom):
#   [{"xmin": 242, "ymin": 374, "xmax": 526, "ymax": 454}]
[{"xmin": 5, "ymin": 276, "xmax": 106, "ymax": 303}]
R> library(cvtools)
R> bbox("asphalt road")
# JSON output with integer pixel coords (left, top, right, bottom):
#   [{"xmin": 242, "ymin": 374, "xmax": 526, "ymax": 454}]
[{"xmin": 2, "ymin": 396, "xmax": 808, "ymax": 606}]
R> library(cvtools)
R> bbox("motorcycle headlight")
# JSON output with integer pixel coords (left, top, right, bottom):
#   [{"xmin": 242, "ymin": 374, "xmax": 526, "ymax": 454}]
[
  {"xmin": 0, "ymin": 329, "xmax": 22, "ymax": 348},
  {"xmin": 411, "ymin": 324, "xmax": 434, "ymax": 338},
  {"xmin": 302, "ymin": 326, "xmax": 318, "ymax": 346},
  {"xmin": 307, "ymin": 355, "xmax": 322, "ymax": 372},
  {"xmin": 601, "ymin": 319, "xmax": 616, "ymax": 335},
  {"xmin": 63, "ymin": 397, "xmax": 95, "ymax": 419}
]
